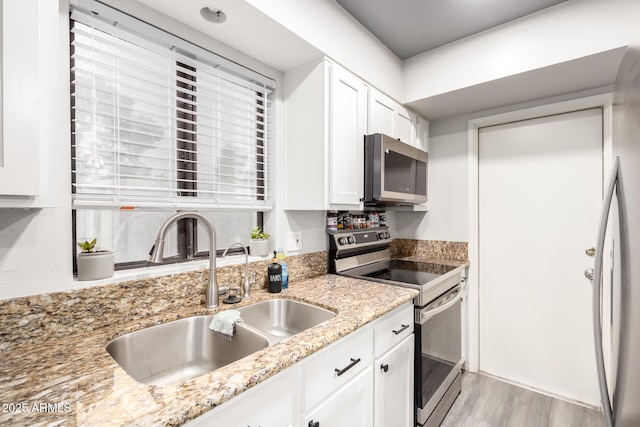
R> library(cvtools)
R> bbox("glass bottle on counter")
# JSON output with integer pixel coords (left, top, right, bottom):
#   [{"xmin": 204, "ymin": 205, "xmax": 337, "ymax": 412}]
[
  {"xmin": 372, "ymin": 211, "xmax": 380, "ymax": 228},
  {"xmin": 379, "ymin": 211, "xmax": 386, "ymax": 227},
  {"xmin": 343, "ymin": 212, "xmax": 353, "ymax": 230},
  {"xmin": 327, "ymin": 211, "xmax": 338, "ymax": 231}
]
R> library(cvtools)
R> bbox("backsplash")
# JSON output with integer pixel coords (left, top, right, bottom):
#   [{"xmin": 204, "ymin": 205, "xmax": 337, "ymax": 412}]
[
  {"xmin": 390, "ymin": 239, "xmax": 468, "ymax": 261},
  {"xmin": 0, "ymin": 251, "xmax": 327, "ymax": 353}
]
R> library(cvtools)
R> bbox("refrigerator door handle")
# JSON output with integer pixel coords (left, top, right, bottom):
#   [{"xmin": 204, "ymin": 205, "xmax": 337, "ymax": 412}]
[{"xmin": 591, "ymin": 156, "xmax": 619, "ymax": 427}]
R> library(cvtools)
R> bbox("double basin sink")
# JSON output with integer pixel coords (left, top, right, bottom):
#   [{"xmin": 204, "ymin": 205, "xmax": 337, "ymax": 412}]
[{"xmin": 106, "ymin": 299, "xmax": 336, "ymax": 386}]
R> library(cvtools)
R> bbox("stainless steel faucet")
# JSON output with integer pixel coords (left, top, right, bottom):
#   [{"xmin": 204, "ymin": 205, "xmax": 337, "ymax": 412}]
[
  {"xmin": 222, "ymin": 242, "xmax": 251, "ymax": 300},
  {"xmin": 148, "ymin": 211, "xmax": 227, "ymax": 309}
]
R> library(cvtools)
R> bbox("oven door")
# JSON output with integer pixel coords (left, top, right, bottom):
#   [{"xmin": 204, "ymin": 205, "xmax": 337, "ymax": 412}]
[{"xmin": 415, "ymin": 284, "xmax": 464, "ymax": 427}]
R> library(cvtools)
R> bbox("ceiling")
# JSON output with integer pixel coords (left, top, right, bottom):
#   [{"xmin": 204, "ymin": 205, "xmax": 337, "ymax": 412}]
[
  {"xmin": 128, "ymin": 0, "xmax": 622, "ymax": 120},
  {"xmin": 133, "ymin": 0, "xmax": 323, "ymax": 72},
  {"xmin": 336, "ymin": 0, "xmax": 568, "ymax": 60}
]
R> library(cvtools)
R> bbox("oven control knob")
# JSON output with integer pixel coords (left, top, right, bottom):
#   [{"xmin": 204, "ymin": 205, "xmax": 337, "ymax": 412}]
[
  {"xmin": 338, "ymin": 237, "xmax": 347, "ymax": 245},
  {"xmin": 347, "ymin": 236, "xmax": 355, "ymax": 244}
]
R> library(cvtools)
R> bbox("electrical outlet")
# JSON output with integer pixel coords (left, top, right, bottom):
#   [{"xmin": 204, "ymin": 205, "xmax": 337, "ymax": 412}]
[{"xmin": 286, "ymin": 231, "xmax": 302, "ymax": 252}]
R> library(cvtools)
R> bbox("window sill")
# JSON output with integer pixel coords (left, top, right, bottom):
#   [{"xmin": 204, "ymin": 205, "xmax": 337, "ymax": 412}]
[{"xmin": 72, "ymin": 254, "xmax": 270, "ymax": 288}]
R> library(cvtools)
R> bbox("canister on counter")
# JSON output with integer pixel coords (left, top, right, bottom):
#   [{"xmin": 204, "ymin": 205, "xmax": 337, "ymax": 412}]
[
  {"xmin": 379, "ymin": 211, "xmax": 386, "ymax": 226},
  {"xmin": 326, "ymin": 210, "xmax": 338, "ymax": 231},
  {"xmin": 343, "ymin": 212, "xmax": 353, "ymax": 230}
]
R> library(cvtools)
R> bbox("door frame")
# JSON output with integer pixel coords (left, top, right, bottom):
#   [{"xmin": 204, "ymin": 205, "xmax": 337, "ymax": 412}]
[{"xmin": 466, "ymin": 93, "xmax": 613, "ymax": 373}]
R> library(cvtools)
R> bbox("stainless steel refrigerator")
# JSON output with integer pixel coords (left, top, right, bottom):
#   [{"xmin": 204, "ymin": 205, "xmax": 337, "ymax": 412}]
[{"xmin": 591, "ymin": 38, "xmax": 640, "ymax": 427}]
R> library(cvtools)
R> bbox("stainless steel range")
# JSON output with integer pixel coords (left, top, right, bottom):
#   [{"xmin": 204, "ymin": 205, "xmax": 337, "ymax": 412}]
[{"xmin": 329, "ymin": 227, "xmax": 466, "ymax": 427}]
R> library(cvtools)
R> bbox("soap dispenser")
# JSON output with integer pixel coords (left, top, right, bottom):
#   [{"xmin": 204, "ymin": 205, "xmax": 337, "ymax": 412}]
[{"xmin": 267, "ymin": 251, "xmax": 282, "ymax": 293}]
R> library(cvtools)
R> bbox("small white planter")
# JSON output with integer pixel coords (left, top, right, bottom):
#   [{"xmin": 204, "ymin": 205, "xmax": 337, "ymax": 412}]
[
  {"xmin": 77, "ymin": 251, "xmax": 114, "ymax": 281},
  {"xmin": 250, "ymin": 239, "xmax": 271, "ymax": 257}
]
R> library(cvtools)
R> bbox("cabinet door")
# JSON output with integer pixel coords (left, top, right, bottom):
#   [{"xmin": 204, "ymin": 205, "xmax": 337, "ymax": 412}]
[
  {"xmin": 185, "ymin": 368, "xmax": 300, "ymax": 427},
  {"xmin": 0, "ymin": 0, "xmax": 60, "ymax": 207},
  {"xmin": 0, "ymin": 0, "xmax": 41, "ymax": 196},
  {"xmin": 394, "ymin": 107, "xmax": 415, "ymax": 146},
  {"xmin": 369, "ymin": 90, "xmax": 395, "ymax": 136},
  {"xmin": 374, "ymin": 336, "xmax": 414, "ymax": 427},
  {"xmin": 415, "ymin": 115, "xmax": 429, "ymax": 152},
  {"xmin": 373, "ymin": 302, "xmax": 414, "ymax": 358},
  {"xmin": 302, "ymin": 325, "xmax": 373, "ymax": 412},
  {"xmin": 303, "ymin": 367, "xmax": 373, "ymax": 427},
  {"xmin": 329, "ymin": 64, "xmax": 367, "ymax": 206}
]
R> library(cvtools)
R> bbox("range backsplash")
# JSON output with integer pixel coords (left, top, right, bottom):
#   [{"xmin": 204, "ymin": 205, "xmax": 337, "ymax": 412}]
[{"xmin": 390, "ymin": 239, "xmax": 468, "ymax": 261}]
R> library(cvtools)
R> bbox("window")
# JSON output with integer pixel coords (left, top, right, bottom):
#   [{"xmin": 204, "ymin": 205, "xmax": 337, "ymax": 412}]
[{"xmin": 70, "ymin": 5, "xmax": 273, "ymax": 268}]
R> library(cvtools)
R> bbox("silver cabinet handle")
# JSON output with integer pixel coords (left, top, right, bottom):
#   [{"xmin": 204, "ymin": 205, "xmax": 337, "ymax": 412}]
[{"xmin": 585, "ymin": 247, "xmax": 596, "ymax": 257}]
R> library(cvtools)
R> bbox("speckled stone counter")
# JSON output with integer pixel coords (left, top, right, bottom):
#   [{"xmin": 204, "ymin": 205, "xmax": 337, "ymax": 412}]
[{"xmin": 0, "ymin": 274, "xmax": 417, "ymax": 426}]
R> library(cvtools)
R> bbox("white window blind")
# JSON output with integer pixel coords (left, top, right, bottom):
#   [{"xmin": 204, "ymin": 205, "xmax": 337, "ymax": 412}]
[{"xmin": 70, "ymin": 11, "xmax": 273, "ymax": 210}]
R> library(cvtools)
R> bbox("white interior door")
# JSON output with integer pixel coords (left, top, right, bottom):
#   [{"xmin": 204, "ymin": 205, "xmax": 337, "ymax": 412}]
[{"xmin": 478, "ymin": 108, "xmax": 602, "ymax": 406}]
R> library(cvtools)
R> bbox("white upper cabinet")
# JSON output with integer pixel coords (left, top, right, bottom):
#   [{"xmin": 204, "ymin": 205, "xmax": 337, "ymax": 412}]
[
  {"xmin": 285, "ymin": 59, "xmax": 367, "ymax": 210},
  {"xmin": 369, "ymin": 91, "xmax": 395, "ymax": 137},
  {"xmin": 285, "ymin": 58, "xmax": 428, "ymax": 211},
  {"xmin": 368, "ymin": 88, "xmax": 427, "ymax": 149},
  {"xmin": 415, "ymin": 114, "xmax": 430, "ymax": 152},
  {"xmin": 0, "ymin": 0, "xmax": 62, "ymax": 207},
  {"xmin": 329, "ymin": 64, "xmax": 368, "ymax": 206},
  {"xmin": 394, "ymin": 105, "xmax": 415, "ymax": 145},
  {"xmin": 0, "ymin": 0, "xmax": 40, "ymax": 197}
]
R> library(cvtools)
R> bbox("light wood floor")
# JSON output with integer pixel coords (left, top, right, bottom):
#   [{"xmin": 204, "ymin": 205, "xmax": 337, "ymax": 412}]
[{"xmin": 440, "ymin": 372, "xmax": 604, "ymax": 427}]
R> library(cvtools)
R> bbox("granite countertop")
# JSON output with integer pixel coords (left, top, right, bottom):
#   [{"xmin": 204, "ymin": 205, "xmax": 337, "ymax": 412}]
[{"xmin": 0, "ymin": 274, "xmax": 418, "ymax": 426}]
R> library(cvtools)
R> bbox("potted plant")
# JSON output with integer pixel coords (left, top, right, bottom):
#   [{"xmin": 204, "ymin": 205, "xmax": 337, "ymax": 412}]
[
  {"xmin": 250, "ymin": 227, "xmax": 271, "ymax": 257},
  {"xmin": 76, "ymin": 238, "xmax": 114, "ymax": 281}
]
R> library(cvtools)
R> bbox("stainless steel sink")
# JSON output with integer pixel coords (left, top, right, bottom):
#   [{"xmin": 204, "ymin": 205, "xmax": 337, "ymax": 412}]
[
  {"xmin": 106, "ymin": 315, "xmax": 269, "ymax": 386},
  {"xmin": 238, "ymin": 299, "xmax": 336, "ymax": 342},
  {"xmin": 106, "ymin": 299, "xmax": 336, "ymax": 386}
]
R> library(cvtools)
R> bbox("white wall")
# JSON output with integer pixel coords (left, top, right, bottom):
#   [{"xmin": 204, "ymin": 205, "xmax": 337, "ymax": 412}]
[
  {"xmin": 394, "ymin": 121, "xmax": 468, "ymax": 241},
  {"xmin": 403, "ymin": 0, "xmax": 640, "ymax": 104},
  {"xmin": 245, "ymin": 0, "xmax": 403, "ymax": 101},
  {"xmin": 395, "ymin": 86, "xmax": 614, "ymax": 243}
]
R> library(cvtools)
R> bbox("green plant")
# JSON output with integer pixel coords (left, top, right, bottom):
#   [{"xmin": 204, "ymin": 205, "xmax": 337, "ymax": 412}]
[
  {"xmin": 251, "ymin": 227, "xmax": 270, "ymax": 240},
  {"xmin": 77, "ymin": 238, "xmax": 97, "ymax": 253}
]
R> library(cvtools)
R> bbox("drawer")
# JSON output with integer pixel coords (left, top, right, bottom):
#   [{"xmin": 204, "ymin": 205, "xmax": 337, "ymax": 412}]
[
  {"xmin": 373, "ymin": 302, "xmax": 414, "ymax": 358},
  {"xmin": 302, "ymin": 325, "xmax": 373, "ymax": 412}
]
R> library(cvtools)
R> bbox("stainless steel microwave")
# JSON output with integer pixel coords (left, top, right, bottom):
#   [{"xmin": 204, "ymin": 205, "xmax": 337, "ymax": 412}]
[{"xmin": 364, "ymin": 133, "xmax": 428, "ymax": 205}]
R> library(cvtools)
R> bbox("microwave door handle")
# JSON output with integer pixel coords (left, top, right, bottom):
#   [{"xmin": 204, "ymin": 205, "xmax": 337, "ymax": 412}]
[{"xmin": 417, "ymin": 289, "xmax": 463, "ymax": 324}]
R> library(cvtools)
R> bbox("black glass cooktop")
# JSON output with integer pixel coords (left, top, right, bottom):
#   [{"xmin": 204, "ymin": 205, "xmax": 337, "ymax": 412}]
[{"xmin": 363, "ymin": 260, "xmax": 457, "ymax": 286}]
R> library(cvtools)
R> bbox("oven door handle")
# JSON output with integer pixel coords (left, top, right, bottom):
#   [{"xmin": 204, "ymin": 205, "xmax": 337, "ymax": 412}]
[{"xmin": 417, "ymin": 287, "xmax": 462, "ymax": 324}]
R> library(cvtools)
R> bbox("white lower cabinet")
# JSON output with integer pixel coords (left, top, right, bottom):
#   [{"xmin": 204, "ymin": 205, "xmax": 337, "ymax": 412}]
[
  {"xmin": 374, "ymin": 336, "xmax": 414, "ymax": 427},
  {"xmin": 373, "ymin": 302, "xmax": 415, "ymax": 427},
  {"xmin": 183, "ymin": 366, "xmax": 301, "ymax": 427},
  {"xmin": 186, "ymin": 303, "xmax": 414, "ymax": 427},
  {"xmin": 301, "ymin": 325, "xmax": 373, "ymax": 411},
  {"xmin": 303, "ymin": 367, "xmax": 374, "ymax": 427}
]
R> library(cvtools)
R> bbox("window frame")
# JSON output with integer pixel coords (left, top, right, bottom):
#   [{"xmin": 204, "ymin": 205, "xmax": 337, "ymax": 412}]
[{"xmin": 69, "ymin": 6, "xmax": 272, "ymax": 273}]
